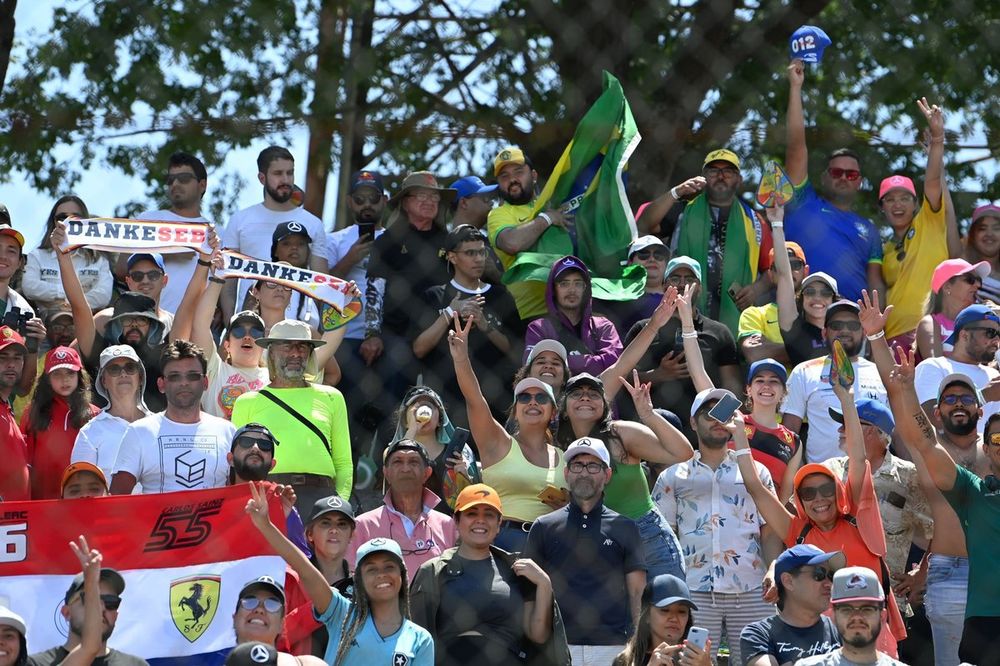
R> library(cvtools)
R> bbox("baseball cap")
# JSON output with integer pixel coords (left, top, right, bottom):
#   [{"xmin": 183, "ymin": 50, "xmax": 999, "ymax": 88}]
[
  {"xmin": 945, "ymin": 304, "xmax": 1000, "ymax": 346},
  {"xmin": 747, "ymin": 358, "xmax": 787, "ymax": 385},
  {"xmin": 228, "ymin": 310, "xmax": 266, "ymax": 333},
  {"xmin": 972, "ymin": 203, "xmax": 1000, "ymax": 224},
  {"xmin": 801, "ymin": 272, "xmax": 838, "ymax": 294},
  {"xmin": 383, "ymin": 439, "xmax": 432, "ymax": 467},
  {"xmin": 564, "ymin": 436, "xmax": 611, "ymax": 467},
  {"xmin": 825, "ymin": 299, "xmax": 860, "ymax": 324},
  {"xmin": 774, "ymin": 544, "xmax": 846, "ymax": 584},
  {"xmin": 789, "ymin": 25, "xmax": 832, "ymax": 63},
  {"xmin": 271, "ymin": 221, "xmax": 312, "ymax": 245},
  {"xmin": 349, "ymin": 170, "xmax": 384, "ymax": 195},
  {"xmin": 564, "ymin": 372, "xmax": 605, "ymax": 394},
  {"xmin": 238, "ymin": 576, "xmax": 285, "ymax": 604},
  {"xmin": 878, "ymin": 175, "xmax": 917, "ymax": 201},
  {"xmin": 60, "ymin": 462, "xmax": 108, "ymax": 494},
  {"xmin": 828, "ymin": 399, "xmax": 895, "ymax": 436},
  {"xmin": 453, "ymin": 483, "xmax": 503, "ymax": 514},
  {"xmin": 0, "ymin": 226, "xmax": 24, "ymax": 249},
  {"xmin": 628, "ymin": 235, "xmax": 666, "ymax": 257},
  {"xmin": 525, "ymin": 339, "xmax": 568, "ymax": 366},
  {"xmin": 690, "ymin": 387, "xmax": 738, "ymax": 418},
  {"xmin": 493, "ymin": 147, "xmax": 528, "ymax": 176},
  {"xmin": 937, "ymin": 373, "xmax": 984, "ymax": 406},
  {"xmin": 644, "ymin": 574, "xmax": 698, "ymax": 609},
  {"xmin": 769, "ymin": 241, "xmax": 806, "ymax": 264},
  {"xmin": 665, "ymin": 256, "xmax": 702, "ymax": 282},
  {"xmin": 831, "ymin": 566, "xmax": 884, "ymax": 604},
  {"xmin": 355, "ymin": 537, "xmax": 405, "ymax": 569},
  {"xmin": 45, "ymin": 346, "xmax": 82, "ymax": 374},
  {"xmin": 226, "ymin": 642, "xmax": 277, "ymax": 666},
  {"xmin": 703, "ymin": 149, "xmax": 741, "ymax": 170},
  {"xmin": 306, "ymin": 494, "xmax": 356, "ymax": 525},
  {"xmin": 451, "ymin": 176, "xmax": 498, "ymax": 201},
  {"xmin": 445, "ymin": 224, "xmax": 486, "ymax": 251},
  {"xmin": 126, "ymin": 252, "xmax": 165, "ymax": 271},
  {"xmin": 232, "ymin": 422, "xmax": 279, "ymax": 451},
  {"xmin": 45, "ymin": 305, "xmax": 74, "ymax": 325},
  {"xmin": 0, "ymin": 606, "xmax": 26, "ymax": 636},
  {"xmin": 513, "ymin": 377, "xmax": 557, "ymax": 403},
  {"xmin": 65, "ymin": 568, "xmax": 126, "ymax": 603},
  {"xmin": 0, "ymin": 326, "xmax": 27, "ymax": 353},
  {"xmin": 932, "ymin": 259, "xmax": 991, "ymax": 294},
  {"xmin": 552, "ymin": 255, "xmax": 590, "ymax": 280}
]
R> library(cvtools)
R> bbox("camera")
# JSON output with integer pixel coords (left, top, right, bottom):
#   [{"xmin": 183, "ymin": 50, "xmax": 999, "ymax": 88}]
[{"xmin": 2, "ymin": 307, "xmax": 38, "ymax": 353}]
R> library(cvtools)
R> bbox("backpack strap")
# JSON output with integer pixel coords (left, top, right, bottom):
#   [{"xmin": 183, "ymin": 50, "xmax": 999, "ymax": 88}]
[{"xmin": 258, "ymin": 389, "xmax": 331, "ymax": 456}]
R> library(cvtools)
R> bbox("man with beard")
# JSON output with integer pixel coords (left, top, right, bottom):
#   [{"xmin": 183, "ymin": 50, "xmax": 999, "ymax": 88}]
[
  {"xmin": 231, "ymin": 320, "xmax": 352, "ymax": 516},
  {"xmin": 653, "ymin": 390, "xmax": 776, "ymax": 665},
  {"xmin": 110, "ymin": 340, "xmax": 236, "ymax": 494},
  {"xmin": 95, "ymin": 253, "xmax": 175, "ymax": 335},
  {"xmin": 30, "ymin": 567, "xmax": 148, "ymax": 665},
  {"xmin": 526, "ymin": 437, "xmax": 645, "ymax": 665},
  {"xmin": 221, "ymin": 145, "xmax": 328, "ymax": 319},
  {"xmin": 782, "ymin": 300, "xmax": 887, "ymax": 463},
  {"xmin": 487, "ymin": 147, "xmax": 573, "ymax": 322},
  {"xmin": 794, "ymin": 567, "xmax": 905, "ymax": 666},
  {"xmin": 914, "ymin": 303, "xmax": 1000, "ymax": 430},
  {"xmin": 450, "ymin": 175, "xmax": 503, "ymax": 283},
  {"xmin": 0, "ymin": 326, "xmax": 30, "ymax": 501}
]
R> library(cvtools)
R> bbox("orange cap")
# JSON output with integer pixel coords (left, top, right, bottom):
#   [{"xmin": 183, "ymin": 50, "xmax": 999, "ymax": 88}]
[
  {"xmin": 454, "ymin": 483, "xmax": 503, "ymax": 514},
  {"xmin": 60, "ymin": 462, "xmax": 108, "ymax": 493},
  {"xmin": 769, "ymin": 241, "xmax": 806, "ymax": 263}
]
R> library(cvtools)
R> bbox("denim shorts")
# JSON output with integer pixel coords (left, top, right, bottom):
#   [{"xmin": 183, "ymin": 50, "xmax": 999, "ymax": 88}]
[{"xmin": 634, "ymin": 506, "xmax": 685, "ymax": 579}]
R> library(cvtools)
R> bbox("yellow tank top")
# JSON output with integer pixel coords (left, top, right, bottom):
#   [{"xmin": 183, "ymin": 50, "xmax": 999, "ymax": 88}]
[{"xmin": 482, "ymin": 436, "xmax": 566, "ymax": 522}]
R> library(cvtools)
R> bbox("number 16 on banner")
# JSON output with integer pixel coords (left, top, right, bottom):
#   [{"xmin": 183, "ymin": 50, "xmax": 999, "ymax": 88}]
[{"xmin": 790, "ymin": 25, "xmax": 831, "ymax": 64}]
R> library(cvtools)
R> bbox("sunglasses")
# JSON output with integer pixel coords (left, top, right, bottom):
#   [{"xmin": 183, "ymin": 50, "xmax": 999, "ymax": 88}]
[
  {"xmin": 515, "ymin": 391, "xmax": 553, "ymax": 405},
  {"xmin": 798, "ymin": 481, "xmax": 836, "ymax": 502},
  {"xmin": 239, "ymin": 596, "xmax": 283, "ymax": 613},
  {"xmin": 80, "ymin": 593, "xmax": 122, "ymax": 611},
  {"xmin": 802, "ymin": 287, "xmax": 834, "ymax": 299},
  {"xmin": 230, "ymin": 325, "xmax": 265, "ymax": 340},
  {"xmin": 665, "ymin": 275, "xmax": 699, "ymax": 286},
  {"xmin": 104, "ymin": 362, "xmax": 140, "ymax": 377},
  {"xmin": 827, "ymin": 320, "xmax": 862, "ymax": 332},
  {"xmin": 955, "ymin": 274, "xmax": 983, "ymax": 286},
  {"xmin": 352, "ymin": 193, "xmax": 381, "ymax": 206},
  {"xmin": 55, "ymin": 211, "xmax": 84, "ymax": 222},
  {"xmin": 788, "ymin": 259, "xmax": 806, "ymax": 271},
  {"xmin": 801, "ymin": 566, "xmax": 835, "ymax": 582},
  {"xmin": 827, "ymin": 167, "xmax": 861, "ymax": 181},
  {"xmin": 128, "ymin": 269, "xmax": 164, "ymax": 283},
  {"xmin": 633, "ymin": 249, "xmax": 668, "ymax": 261},
  {"xmin": 940, "ymin": 394, "xmax": 978, "ymax": 407},
  {"xmin": 164, "ymin": 371, "xmax": 204, "ymax": 383},
  {"xmin": 234, "ymin": 435, "xmax": 275, "ymax": 452},
  {"xmin": 166, "ymin": 172, "xmax": 198, "ymax": 185},
  {"xmin": 965, "ymin": 326, "xmax": 1000, "ymax": 339}
]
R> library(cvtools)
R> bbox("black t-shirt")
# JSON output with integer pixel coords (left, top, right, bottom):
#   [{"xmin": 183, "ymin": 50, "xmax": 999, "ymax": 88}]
[
  {"xmin": 783, "ymin": 315, "xmax": 827, "ymax": 368},
  {"xmin": 29, "ymin": 646, "xmax": 149, "ymax": 666},
  {"xmin": 739, "ymin": 614, "xmax": 840, "ymax": 666}
]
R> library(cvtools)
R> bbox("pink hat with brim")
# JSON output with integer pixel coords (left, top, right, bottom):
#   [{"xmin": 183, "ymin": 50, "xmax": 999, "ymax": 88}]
[
  {"xmin": 931, "ymin": 258, "xmax": 991, "ymax": 293},
  {"xmin": 972, "ymin": 204, "xmax": 1000, "ymax": 224},
  {"xmin": 878, "ymin": 175, "xmax": 916, "ymax": 201}
]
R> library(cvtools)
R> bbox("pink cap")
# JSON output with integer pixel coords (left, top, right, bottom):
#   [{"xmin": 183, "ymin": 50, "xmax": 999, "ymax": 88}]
[
  {"xmin": 878, "ymin": 175, "xmax": 916, "ymax": 201},
  {"xmin": 931, "ymin": 258, "xmax": 991, "ymax": 294},
  {"xmin": 972, "ymin": 204, "xmax": 1000, "ymax": 224}
]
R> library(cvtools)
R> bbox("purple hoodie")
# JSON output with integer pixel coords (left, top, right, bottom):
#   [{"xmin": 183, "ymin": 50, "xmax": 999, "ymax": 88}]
[{"xmin": 524, "ymin": 255, "xmax": 623, "ymax": 375}]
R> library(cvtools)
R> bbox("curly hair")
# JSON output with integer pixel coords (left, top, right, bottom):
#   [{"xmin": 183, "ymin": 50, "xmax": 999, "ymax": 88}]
[{"xmin": 25, "ymin": 366, "xmax": 94, "ymax": 432}]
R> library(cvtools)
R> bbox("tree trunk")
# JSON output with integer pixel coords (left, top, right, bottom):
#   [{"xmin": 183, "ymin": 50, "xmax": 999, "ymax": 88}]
[{"xmin": 0, "ymin": 0, "xmax": 17, "ymax": 98}]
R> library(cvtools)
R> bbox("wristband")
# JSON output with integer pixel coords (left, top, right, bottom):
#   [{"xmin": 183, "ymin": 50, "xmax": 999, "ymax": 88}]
[
  {"xmin": 733, "ymin": 448, "xmax": 753, "ymax": 457},
  {"xmin": 208, "ymin": 276, "xmax": 225, "ymax": 285},
  {"xmin": 197, "ymin": 259, "xmax": 212, "ymax": 267},
  {"xmin": 537, "ymin": 212, "xmax": 553, "ymax": 227},
  {"xmin": 771, "ymin": 221, "xmax": 784, "ymax": 229},
  {"xmin": 670, "ymin": 186, "xmax": 681, "ymax": 199},
  {"xmin": 866, "ymin": 330, "xmax": 885, "ymax": 341},
  {"xmin": 681, "ymin": 331, "xmax": 698, "ymax": 339},
  {"xmin": 439, "ymin": 306, "xmax": 456, "ymax": 319}
]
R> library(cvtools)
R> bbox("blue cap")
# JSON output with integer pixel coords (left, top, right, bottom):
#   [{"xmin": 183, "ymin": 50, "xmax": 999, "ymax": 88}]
[
  {"xmin": 774, "ymin": 544, "xmax": 846, "ymax": 585},
  {"xmin": 665, "ymin": 256, "xmax": 702, "ymax": 282},
  {"xmin": 828, "ymin": 398, "xmax": 895, "ymax": 436},
  {"xmin": 450, "ymin": 176, "xmax": 498, "ymax": 201},
  {"xmin": 349, "ymin": 170, "xmax": 384, "ymax": 194},
  {"xmin": 127, "ymin": 252, "xmax": 165, "ymax": 271},
  {"xmin": 747, "ymin": 358, "xmax": 787, "ymax": 385},
  {"xmin": 945, "ymin": 304, "xmax": 1000, "ymax": 346},
  {"xmin": 355, "ymin": 537, "xmax": 404, "ymax": 569},
  {"xmin": 789, "ymin": 25, "xmax": 832, "ymax": 64}
]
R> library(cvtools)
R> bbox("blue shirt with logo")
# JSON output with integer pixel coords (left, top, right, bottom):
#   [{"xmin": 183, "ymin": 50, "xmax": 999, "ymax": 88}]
[
  {"xmin": 317, "ymin": 588, "xmax": 434, "ymax": 666},
  {"xmin": 784, "ymin": 179, "xmax": 882, "ymax": 302}
]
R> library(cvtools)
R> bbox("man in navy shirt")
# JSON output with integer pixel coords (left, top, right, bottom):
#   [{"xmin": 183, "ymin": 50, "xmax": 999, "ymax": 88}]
[{"xmin": 525, "ymin": 437, "xmax": 646, "ymax": 666}]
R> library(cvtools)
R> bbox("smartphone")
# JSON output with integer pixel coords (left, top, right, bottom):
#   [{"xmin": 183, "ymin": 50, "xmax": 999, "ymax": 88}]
[
  {"xmin": 831, "ymin": 339, "xmax": 855, "ymax": 388},
  {"xmin": 727, "ymin": 282, "xmax": 742, "ymax": 300},
  {"xmin": 686, "ymin": 626, "xmax": 709, "ymax": 651},
  {"xmin": 707, "ymin": 393, "xmax": 743, "ymax": 424},
  {"xmin": 442, "ymin": 427, "xmax": 481, "ymax": 483},
  {"xmin": 537, "ymin": 485, "xmax": 569, "ymax": 504},
  {"xmin": 358, "ymin": 220, "xmax": 376, "ymax": 241}
]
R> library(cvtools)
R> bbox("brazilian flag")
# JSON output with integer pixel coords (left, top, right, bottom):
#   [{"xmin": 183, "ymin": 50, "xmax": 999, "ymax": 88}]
[{"xmin": 501, "ymin": 71, "xmax": 645, "ymax": 300}]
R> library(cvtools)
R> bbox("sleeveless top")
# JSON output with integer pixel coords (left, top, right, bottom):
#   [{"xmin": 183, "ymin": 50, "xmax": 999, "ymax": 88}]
[
  {"xmin": 482, "ymin": 436, "xmax": 565, "ymax": 522},
  {"xmin": 603, "ymin": 461, "xmax": 655, "ymax": 519}
]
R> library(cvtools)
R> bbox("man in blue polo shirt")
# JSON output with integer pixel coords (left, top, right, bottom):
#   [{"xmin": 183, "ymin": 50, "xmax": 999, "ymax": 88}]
[
  {"xmin": 783, "ymin": 58, "xmax": 884, "ymax": 303},
  {"xmin": 525, "ymin": 437, "xmax": 646, "ymax": 666}
]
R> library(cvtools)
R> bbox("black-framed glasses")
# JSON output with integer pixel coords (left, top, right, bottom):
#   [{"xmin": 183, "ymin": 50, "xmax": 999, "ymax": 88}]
[
  {"xmin": 633, "ymin": 249, "xmax": 668, "ymax": 261},
  {"xmin": 703, "ymin": 166, "xmax": 739, "ymax": 178},
  {"xmin": 827, "ymin": 167, "xmax": 861, "ymax": 181},
  {"xmin": 965, "ymin": 327, "xmax": 1000, "ymax": 339},
  {"xmin": 665, "ymin": 275, "xmax": 699, "ymax": 286},
  {"xmin": 166, "ymin": 173, "xmax": 198, "ymax": 185},
  {"xmin": 515, "ymin": 391, "xmax": 552, "ymax": 405},
  {"xmin": 798, "ymin": 481, "xmax": 836, "ymax": 502},
  {"xmin": 261, "ymin": 282, "xmax": 292, "ymax": 292},
  {"xmin": 80, "ymin": 593, "xmax": 122, "ymax": 611},
  {"xmin": 389, "ymin": 523, "xmax": 435, "ymax": 556},
  {"xmin": 941, "ymin": 394, "xmax": 978, "ymax": 407},
  {"xmin": 827, "ymin": 320, "xmax": 862, "ymax": 332},
  {"xmin": 164, "ymin": 371, "xmax": 204, "ymax": 383},
  {"xmin": 800, "ymin": 566, "xmax": 835, "ymax": 582},
  {"xmin": 239, "ymin": 596, "xmax": 283, "ymax": 613},
  {"xmin": 568, "ymin": 460, "xmax": 606, "ymax": 474},
  {"xmin": 234, "ymin": 435, "xmax": 275, "ymax": 452},
  {"xmin": 802, "ymin": 287, "xmax": 834, "ymax": 299},
  {"xmin": 230, "ymin": 325, "xmax": 265, "ymax": 340},
  {"xmin": 104, "ymin": 362, "xmax": 140, "ymax": 377},
  {"xmin": 567, "ymin": 387, "xmax": 602, "ymax": 401},
  {"xmin": 128, "ymin": 269, "xmax": 164, "ymax": 283}
]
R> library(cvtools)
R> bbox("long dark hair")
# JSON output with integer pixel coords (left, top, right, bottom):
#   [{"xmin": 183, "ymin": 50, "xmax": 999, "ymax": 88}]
[
  {"xmin": 615, "ymin": 602, "xmax": 694, "ymax": 666},
  {"xmin": 40, "ymin": 195, "xmax": 90, "ymax": 250},
  {"xmin": 25, "ymin": 367, "xmax": 94, "ymax": 431},
  {"xmin": 333, "ymin": 556, "xmax": 410, "ymax": 666},
  {"xmin": 554, "ymin": 386, "xmax": 623, "ymax": 468}
]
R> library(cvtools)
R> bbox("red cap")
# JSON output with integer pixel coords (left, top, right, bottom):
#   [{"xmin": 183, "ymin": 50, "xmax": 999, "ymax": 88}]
[
  {"xmin": 0, "ymin": 226, "xmax": 24, "ymax": 249},
  {"xmin": 0, "ymin": 326, "xmax": 26, "ymax": 353},
  {"xmin": 878, "ymin": 175, "xmax": 916, "ymax": 201},
  {"xmin": 44, "ymin": 346, "xmax": 82, "ymax": 374}
]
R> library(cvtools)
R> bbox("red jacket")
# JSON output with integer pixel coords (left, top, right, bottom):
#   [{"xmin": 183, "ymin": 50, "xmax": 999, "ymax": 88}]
[
  {"xmin": 22, "ymin": 396, "xmax": 99, "ymax": 499},
  {"xmin": 0, "ymin": 399, "xmax": 29, "ymax": 501}
]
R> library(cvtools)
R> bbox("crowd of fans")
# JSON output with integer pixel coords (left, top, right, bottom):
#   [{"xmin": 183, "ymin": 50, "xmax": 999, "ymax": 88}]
[{"xmin": 4, "ymin": 59, "xmax": 1000, "ymax": 666}]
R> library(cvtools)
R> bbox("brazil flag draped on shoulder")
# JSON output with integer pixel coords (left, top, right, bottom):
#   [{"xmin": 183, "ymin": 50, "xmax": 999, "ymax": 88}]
[{"xmin": 501, "ymin": 71, "xmax": 645, "ymax": 300}]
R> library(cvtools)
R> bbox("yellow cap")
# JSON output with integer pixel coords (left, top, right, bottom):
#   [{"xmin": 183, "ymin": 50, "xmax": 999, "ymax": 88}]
[
  {"xmin": 493, "ymin": 147, "xmax": 527, "ymax": 176},
  {"xmin": 703, "ymin": 149, "xmax": 741, "ymax": 170}
]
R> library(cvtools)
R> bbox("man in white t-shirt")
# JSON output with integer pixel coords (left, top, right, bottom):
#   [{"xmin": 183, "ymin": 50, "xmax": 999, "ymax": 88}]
[
  {"xmin": 110, "ymin": 339, "xmax": 236, "ymax": 494},
  {"xmin": 221, "ymin": 145, "xmax": 329, "ymax": 319},
  {"xmin": 135, "ymin": 151, "xmax": 212, "ymax": 314},
  {"xmin": 914, "ymin": 303, "xmax": 1000, "ymax": 432},
  {"xmin": 782, "ymin": 300, "xmax": 887, "ymax": 463}
]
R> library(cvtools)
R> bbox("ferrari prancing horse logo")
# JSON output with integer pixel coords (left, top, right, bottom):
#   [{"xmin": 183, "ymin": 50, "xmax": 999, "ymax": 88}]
[{"xmin": 170, "ymin": 575, "xmax": 221, "ymax": 642}]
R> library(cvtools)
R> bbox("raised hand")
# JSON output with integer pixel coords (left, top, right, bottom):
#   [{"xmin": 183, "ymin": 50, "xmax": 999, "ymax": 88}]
[
  {"xmin": 446, "ymin": 312, "xmax": 474, "ymax": 363},
  {"xmin": 858, "ymin": 289, "xmax": 892, "ymax": 337},
  {"xmin": 51, "ymin": 220, "xmax": 69, "ymax": 249},
  {"xmin": 649, "ymin": 285, "xmax": 679, "ymax": 329},
  {"xmin": 787, "ymin": 59, "xmax": 805, "ymax": 88},
  {"xmin": 69, "ymin": 535, "xmax": 102, "ymax": 576},
  {"xmin": 274, "ymin": 484, "xmax": 297, "ymax": 519},
  {"xmin": 765, "ymin": 203, "xmax": 785, "ymax": 222},
  {"xmin": 917, "ymin": 97, "xmax": 945, "ymax": 139},
  {"xmin": 245, "ymin": 481, "xmax": 274, "ymax": 531},
  {"xmin": 620, "ymin": 369, "xmax": 654, "ymax": 415},
  {"xmin": 888, "ymin": 344, "xmax": 917, "ymax": 387},
  {"xmin": 677, "ymin": 283, "xmax": 696, "ymax": 329},
  {"xmin": 671, "ymin": 177, "xmax": 706, "ymax": 200}
]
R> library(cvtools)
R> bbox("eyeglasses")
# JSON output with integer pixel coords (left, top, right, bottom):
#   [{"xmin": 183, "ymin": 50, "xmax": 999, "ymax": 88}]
[
  {"xmin": 800, "ymin": 566, "xmax": 835, "ymax": 582},
  {"xmin": 55, "ymin": 211, "xmax": 84, "ymax": 222},
  {"xmin": 261, "ymin": 282, "xmax": 292, "ymax": 292},
  {"xmin": 230, "ymin": 325, "xmax": 265, "ymax": 340},
  {"xmin": 567, "ymin": 387, "xmax": 603, "ymax": 401},
  {"xmin": 802, "ymin": 287, "xmax": 834, "ymax": 299},
  {"xmin": 788, "ymin": 259, "xmax": 806, "ymax": 271},
  {"xmin": 164, "ymin": 371, "xmax": 204, "ymax": 383},
  {"xmin": 665, "ymin": 275, "xmax": 699, "ymax": 286},
  {"xmin": 388, "ymin": 523, "xmax": 435, "ymax": 556},
  {"xmin": 234, "ymin": 435, "xmax": 275, "ymax": 452},
  {"xmin": 128, "ymin": 269, "xmax": 164, "ymax": 283},
  {"xmin": 104, "ymin": 362, "xmax": 140, "ymax": 377},
  {"xmin": 119, "ymin": 317, "xmax": 150, "ymax": 329},
  {"xmin": 834, "ymin": 604, "xmax": 881, "ymax": 617},
  {"xmin": 957, "ymin": 274, "xmax": 983, "ymax": 286},
  {"xmin": 515, "ymin": 391, "xmax": 552, "ymax": 405},
  {"xmin": 352, "ymin": 193, "xmax": 381, "ymax": 206},
  {"xmin": 80, "ymin": 593, "xmax": 122, "ymax": 611},
  {"xmin": 798, "ymin": 481, "xmax": 836, "ymax": 502},
  {"xmin": 568, "ymin": 460, "xmax": 606, "ymax": 474},
  {"xmin": 633, "ymin": 249, "xmax": 668, "ymax": 261},
  {"xmin": 940, "ymin": 394, "xmax": 978, "ymax": 407},
  {"xmin": 48, "ymin": 322, "xmax": 74, "ymax": 333},
  {"xmin": 456, "ymin": 248, "xmax": 488, "ymax": 258},
  {"xmin": 827, "ymin": 167, "xmax": 861, "ymax": 181},
  {"xmin": 408, "ymin": 191, "xmax": 441, "ymax": 203},
  {"xmin": 827, "ymin": 320, "xmax": 862, "ymax": 332},
  {"xmin": 965, "ymin": 326, "xmax": 1000, "ymax": 339},
  {"xmin": 703, "ymin": 166, "xmax": 739, "ymax": 178},
  {"xmin": 239, "ymin": 596, "xmax": 283, "ymax": 613},
  {"xmin": 166, "ymin": 173, "xmax": 198, "ymax": 185}
]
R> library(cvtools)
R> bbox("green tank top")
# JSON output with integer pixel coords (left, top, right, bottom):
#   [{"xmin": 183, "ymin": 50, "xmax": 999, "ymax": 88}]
[
  {"xmin": 482, "ymin": 436, "xmax": 566, "ymax": 522},
  {"xmin": 603, "ymin": 461, "xmax": 655, "ymax": 519}
]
